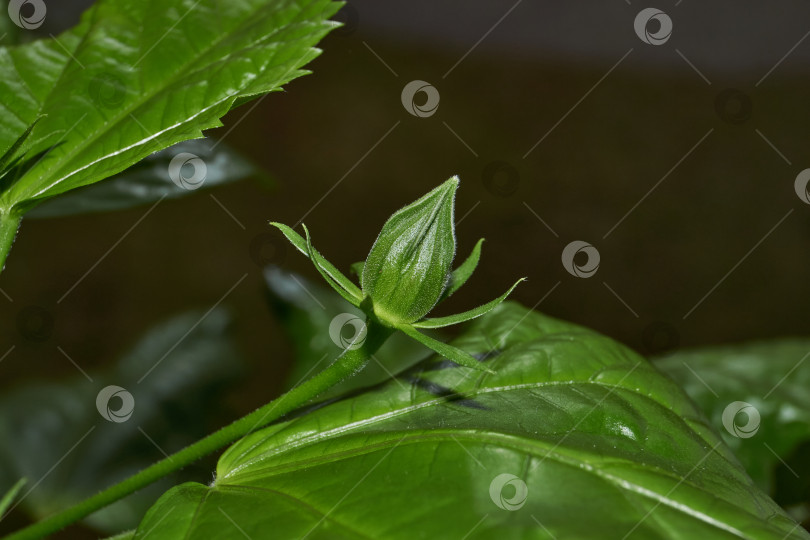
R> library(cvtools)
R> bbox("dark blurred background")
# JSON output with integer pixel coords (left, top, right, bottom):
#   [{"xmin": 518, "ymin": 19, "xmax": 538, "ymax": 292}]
[{"xmin": 2, "ymin": 0, "xmax": 810, "ymax": 536}]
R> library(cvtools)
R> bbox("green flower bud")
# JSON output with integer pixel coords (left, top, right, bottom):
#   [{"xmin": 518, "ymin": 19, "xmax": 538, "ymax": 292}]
[
  {"xmin": 271, "ymin": 175, "xmax": 524, "ymax": 373},
  {"xmin": 361, "ymin": 176, "xmax": 458, "ymax": 325}
]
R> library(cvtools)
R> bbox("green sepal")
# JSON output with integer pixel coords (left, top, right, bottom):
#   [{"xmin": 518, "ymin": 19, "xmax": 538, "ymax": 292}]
[
  {"xmin": 301, "ymin": 224, "xmax": 363, "ymax": 307},
  {"xmin": 270, "ymin": 222, "xmax": 362, "ymax": 303},
  {"xmin": 350, "ymin": 261, "xmax": 364, "ymax": 280},
  {"xmin": 413, "ymin": 278, "xmax": 525, "ymax": 329},
  {"xmin": 398, "ymin": 323, "xmax": 495, "ymax": 374},
  {"xmin": 440, "ymin": 238, "xmax": 484, "ymax": 301},
  {"xmin": 362, "ymin": 177, "xmax": 458, "ymax": 325}
]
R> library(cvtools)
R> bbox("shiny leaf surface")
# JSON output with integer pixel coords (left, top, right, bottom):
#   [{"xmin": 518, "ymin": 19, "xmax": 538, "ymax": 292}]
[
  {"xmin": 0, "ymin": 0, "xmax": 338, "ymax": 213},
  {"xmin": 132, "ymin": 303, "xmax": 806, "ymax": 539}
]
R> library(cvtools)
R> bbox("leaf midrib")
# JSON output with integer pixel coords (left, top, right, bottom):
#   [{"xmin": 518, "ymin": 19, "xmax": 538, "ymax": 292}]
[{"xmin": 225, "ymin": 377, "xmax": 716, "ymax": 475}]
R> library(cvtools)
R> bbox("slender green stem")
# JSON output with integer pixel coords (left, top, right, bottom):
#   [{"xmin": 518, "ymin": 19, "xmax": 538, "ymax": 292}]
[
  {"xmin": 0, "ymin": 211, "xmax": 21, "ymax": 274},
  {"xmin": 4, "ymin": 320, "xmax": 393, "ymax": 540}
]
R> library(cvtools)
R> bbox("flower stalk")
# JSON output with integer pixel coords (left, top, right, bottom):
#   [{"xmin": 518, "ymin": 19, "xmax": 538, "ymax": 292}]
[{"xmin": 3, "ymin": 320, "xmax": 393, "ymax": 540}]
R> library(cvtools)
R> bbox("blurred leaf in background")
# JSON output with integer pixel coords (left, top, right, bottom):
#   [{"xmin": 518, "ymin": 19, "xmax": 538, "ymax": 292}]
[
  {"xmin": 0, "ymin": 309, "xmax": 243, "ymax": 533},
  {"xmin": 655, "ymin": 340, "xmax": 810, "ymax": 522},
  {"xmin": 28, "ymin": 139, "xmax": 263, "ymax": 218}
]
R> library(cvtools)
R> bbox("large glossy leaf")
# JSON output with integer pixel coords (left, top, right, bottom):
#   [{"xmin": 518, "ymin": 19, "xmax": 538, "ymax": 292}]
[
  {"xmin": 132, "ymin": 303, "xmax": 807, "ymax": 539},
  {"xmin": 655, "ymin": 340, "xmax": 810, "ymax": 506},
  {"xmin": 0, "ymin": 309, "xmax": 242, "ymax": 534},
  {"xmin": 0, "ymin": 0, "xmax": 339, "ymax": 213},
  {"xmin": 264, "ymin": 266, "xmax": 431, "ymax": 399},
  {"xmin": 28, "ymin": 139, "xmax": 259, "ymax": 218}
]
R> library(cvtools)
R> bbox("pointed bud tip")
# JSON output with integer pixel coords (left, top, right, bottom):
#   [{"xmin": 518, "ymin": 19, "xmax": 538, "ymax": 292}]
[
  {"xmin": 440, "ymin": 176, "xmax": 460, "ymax": 197},
  {"xmin": 362, "ymin": 178, "xmax": 461, "ymax": 324}
]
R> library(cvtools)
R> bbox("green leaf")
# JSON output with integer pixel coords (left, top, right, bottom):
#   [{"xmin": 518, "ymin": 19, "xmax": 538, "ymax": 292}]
[
  {"xmin": 655, "ymin": 340, "xmax": 810, "ymax": 500},
  {"xmin": 362, "ymin": 177, "xmax": 458, "ymax": 324},
  {"xmin": 271, "ymin": 222, "xmax": 363, "ymax": 303},
  {"xmin": 413, "ymin": 277, "xmax": 525, "ymax": 328},
  {"xmin": 264, "ymin": 266, "xmax": 431, "ymax": 399},
  {"xmin": 27, "ymin": 139, "xmax": 258, "ymax": 218},
  {"xmin": 0, "ymin": 0, "xmax": 340, "ymax": 213},
  {"xmin": 0, "ymin": 478, "xmax": 25, "ymax": 517},
  {"xmin": 0, "ymin": 309, "xmax": 242, "ymax": 533},
  {"xmin": 440, "ymin": 237, "xmax": 484, "ymax": 300},
  {"xmin": 132, "ymin": 303, "xmax": 806, "ymax": 539}
]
